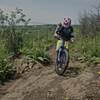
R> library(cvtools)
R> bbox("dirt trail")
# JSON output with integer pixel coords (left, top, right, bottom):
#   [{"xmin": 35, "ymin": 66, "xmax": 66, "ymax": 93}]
[{"xmin": 0, "ymin": 48, "xmax": 100, "ymax": 100}]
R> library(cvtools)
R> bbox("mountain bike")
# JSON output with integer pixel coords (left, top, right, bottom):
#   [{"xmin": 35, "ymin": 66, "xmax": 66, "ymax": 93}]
[{"xmin": 55, "ymin": 39, "xmax": 69, "ymax": 75}]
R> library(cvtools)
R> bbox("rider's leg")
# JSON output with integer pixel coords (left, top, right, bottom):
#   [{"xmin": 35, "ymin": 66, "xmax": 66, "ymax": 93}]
[
  {"xmin": 65, "ymin": 41, "xmax": 68, "ymax": 50},
  {"xmin": 56, "ymin": 40, "xmax": 62, "ymax": 51},
  {"xmin": 56, "ymin": 40, "xmax": 62, "ymax": 61}
]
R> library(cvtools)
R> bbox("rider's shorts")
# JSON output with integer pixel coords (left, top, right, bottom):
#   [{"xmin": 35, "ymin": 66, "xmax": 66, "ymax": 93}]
[{"xmin": 56, "ymin": 40, "xmax": 68, "ymax": 51}]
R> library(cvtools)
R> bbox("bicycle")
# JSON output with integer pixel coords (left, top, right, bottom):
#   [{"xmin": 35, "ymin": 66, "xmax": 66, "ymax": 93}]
[{"xmin": 55, "ymin": 39, "xmax": 69, "ymax": 75}]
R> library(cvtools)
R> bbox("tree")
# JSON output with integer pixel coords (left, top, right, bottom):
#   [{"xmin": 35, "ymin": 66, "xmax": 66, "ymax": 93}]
[
  {"xmin": 79, "ymin": 3, "xmax": 100, "ymax": 37},
  {"xmin": 0, "ymin": 8, "xmax": 31, "ymax": 56}
]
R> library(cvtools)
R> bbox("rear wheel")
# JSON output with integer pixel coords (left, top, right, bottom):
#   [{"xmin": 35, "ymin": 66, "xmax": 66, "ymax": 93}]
[{"xmin": 55, "ymin": 48, "xmax": 69, "ymax": 75}]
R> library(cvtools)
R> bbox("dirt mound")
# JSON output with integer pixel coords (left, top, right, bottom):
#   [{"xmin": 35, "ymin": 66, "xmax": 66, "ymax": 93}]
[
  {"xmin": 0, "ymin": 61, "xmax": 100, "ymax": 100},
  {"xmin": 84, "ymin": 79, "xmax": 100, "ymax": 100},
  {"xmin": 0, "ymin": 47, "xmax": 100, "ymax": 100}
]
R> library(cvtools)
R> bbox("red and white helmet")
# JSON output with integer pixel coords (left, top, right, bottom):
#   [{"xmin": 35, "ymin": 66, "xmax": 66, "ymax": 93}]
[{"xmin": 63, "ymin": 17, "xmax": 71, "ymax": 27}]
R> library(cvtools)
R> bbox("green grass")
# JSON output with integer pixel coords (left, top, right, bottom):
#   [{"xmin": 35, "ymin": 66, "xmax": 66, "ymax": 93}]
[
  {"xmin": 70, "ymin": 30, "xmax": 100, "ymax": 66},
  {"xmin": 0, "ymin": 25, "xmax": 55, "ymax": 84},
  {"xmin": 0, "ymin": 25, "xmax": 100, "ymax": 84},
  {"xmin": 20, "ymin": 25, "xmax": 55, "ymax": 63}
]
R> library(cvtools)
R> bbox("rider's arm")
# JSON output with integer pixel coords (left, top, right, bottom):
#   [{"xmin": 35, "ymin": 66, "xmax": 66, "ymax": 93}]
[
  {"xmin": 70, "ymin": 26, "xmax": 74, "ymax": 37},
  {"xmin": 54, "ymin": 25, "xmax": 61, "ymax": 39}
]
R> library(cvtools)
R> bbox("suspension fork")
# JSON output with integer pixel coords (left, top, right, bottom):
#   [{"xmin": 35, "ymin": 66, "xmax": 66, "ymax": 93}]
[{"xmin": 57, "ymin": 39, "xmax": 65, "ymax": 61}]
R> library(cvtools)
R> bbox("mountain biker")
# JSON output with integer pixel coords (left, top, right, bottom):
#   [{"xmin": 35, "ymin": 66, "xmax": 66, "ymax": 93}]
[{"xmin": 54, "ymin": 17, "xmax": 74, "ymax": 51}]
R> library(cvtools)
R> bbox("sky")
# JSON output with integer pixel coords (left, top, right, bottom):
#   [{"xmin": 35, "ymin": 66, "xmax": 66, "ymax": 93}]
[{"xmin": 0, "ymin": 0, "xmax": 100, "ymax": 25}]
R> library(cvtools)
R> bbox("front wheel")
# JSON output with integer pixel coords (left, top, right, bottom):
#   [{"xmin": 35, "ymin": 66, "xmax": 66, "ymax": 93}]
[{"xmin": 55, "ymin": 48, "xmax": 69, "ymax": 75}]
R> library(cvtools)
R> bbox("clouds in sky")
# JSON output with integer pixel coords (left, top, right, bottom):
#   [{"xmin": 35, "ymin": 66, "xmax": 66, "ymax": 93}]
[{"xmin": 0, "ymin": 0, "xmax": 100, "ymax": 24}]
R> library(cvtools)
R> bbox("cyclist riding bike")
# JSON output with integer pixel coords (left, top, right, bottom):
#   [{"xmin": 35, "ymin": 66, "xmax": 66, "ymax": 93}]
[
  {"xmin": 54, "ymin": 17, "xmax": 74, "ymax": 52},
  {"xmin": 54, "ymin": 17, "xmax": 74, "ymax": 75}
]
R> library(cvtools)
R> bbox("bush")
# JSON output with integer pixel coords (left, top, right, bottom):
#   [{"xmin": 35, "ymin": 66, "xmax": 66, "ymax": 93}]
[
  {"xmin": 79, "ymin": 3, "xmax": 100, "ymax": 37},
  {"xmin": 0, "ymin": 58, "xmax": 14, "ymax": 84}
]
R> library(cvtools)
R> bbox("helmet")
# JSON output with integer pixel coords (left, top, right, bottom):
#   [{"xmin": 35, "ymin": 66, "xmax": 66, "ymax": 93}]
[{"xmin": 63, "ymin": 17, "xmax": 71, "ymax": 27}]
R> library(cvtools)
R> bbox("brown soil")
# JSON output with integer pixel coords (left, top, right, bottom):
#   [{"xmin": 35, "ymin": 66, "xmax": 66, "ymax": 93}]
[{"xmin": 0, "ymin": 48, "xmax": 100, "ymax": 100}]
